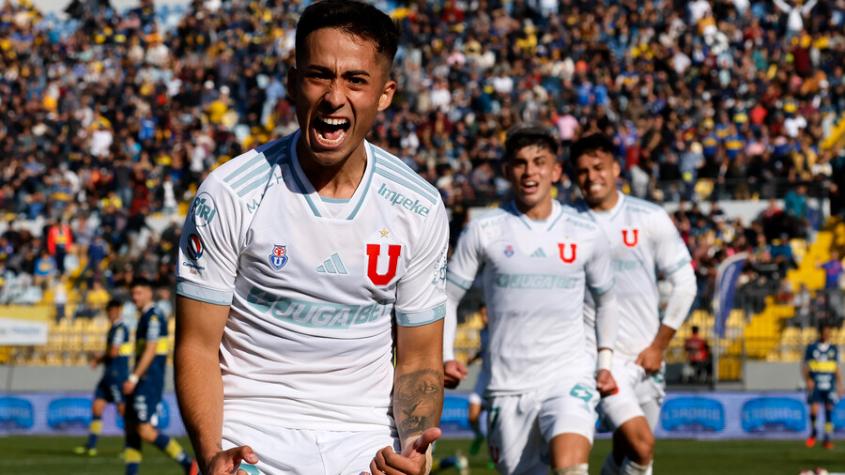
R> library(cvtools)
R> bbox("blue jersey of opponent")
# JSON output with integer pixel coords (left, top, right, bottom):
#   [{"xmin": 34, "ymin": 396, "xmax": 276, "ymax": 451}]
[
  {"xmin": 134, "ymin": 305, "xmax": 169, "ymax": 389},
  {"xmin": 104, "ymin": 319, "xmax": 131, "ymax": 382},
  {"xmin": 805, "ymin": 341, "xmax": 839, "ymax": 392}
]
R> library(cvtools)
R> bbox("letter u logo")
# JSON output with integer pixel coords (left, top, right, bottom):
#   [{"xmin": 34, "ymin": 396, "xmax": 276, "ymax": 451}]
[
  {"xmin": 366, "ymin": 244, "xmax": 402, "ymax": 286},
  {"xmin": 622, "ymin": 228, "xmax": 639, "ymax": 248},
  {"xmin": 558, "ymin": 243, "xmax": 577, "ymax": 264}
]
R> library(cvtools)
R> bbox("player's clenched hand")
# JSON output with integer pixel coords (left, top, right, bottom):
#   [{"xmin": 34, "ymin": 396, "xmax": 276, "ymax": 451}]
[
  {"xmin": 596, "ymin": 369, "xmax": 618, "ymax": 397},
  {"xmin": 122, "ymin": 380, "xmax": 136, "ymax": 395},
  {"xmin": 203, "ymin": 446, "xmax": 259, "ymax": 475},
  {"xmin": 635, "ymin": 344, "xmax": 664, "ymax": 374},
  {"xmin": 443, "ymin": 360, "xmax": 468, "ymax": 389},
  {"xmin": 369, "ymin": 427, "xmax": 441, "ymax": 475}
]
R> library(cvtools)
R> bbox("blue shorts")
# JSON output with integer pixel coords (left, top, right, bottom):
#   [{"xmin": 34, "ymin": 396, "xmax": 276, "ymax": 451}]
[
  {"xmin": 94, "ymin": 378, "xmax": 124, "ymax": 404},
  {"xmin": 808, "ymin": 388, "xmax": 839, "ymax": 405},
  {"xmin": 126, "ymin": 380, "xmax": 164, "ymax": 425}
]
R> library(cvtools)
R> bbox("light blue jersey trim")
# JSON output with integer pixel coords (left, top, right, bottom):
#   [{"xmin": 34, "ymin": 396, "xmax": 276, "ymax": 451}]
[
  {"xmin": 229, "ymin": 160, "xmax": 271, "ymax": 190},
  {"xmin": 176, "ymin": 281, "xmax": 233, "ymax": 306},
  {"xmin": 238, "ymin": 171, "xmax": 273, "ymax": 197},
  {"xmin": 345, "ymin": 142, "xmax": 376, "ymax": 219},
  {"xmin": 396, "ymin": 303, "xmax": 447, "ymax": 327},
  {"xmin": 446, "ymin": 271, "xmax": 473, "ymax": 290},
  {"xmin": 662, "ymin": 257, "xmax": 692, "ymax": 276},
  {"xmin": 321, "ymin": 196, "xmax": 351, "ymax": 203},
  {"xmin": 372, "ymin": 151, "xmax": 439, "ymax": 204},
  {"xmin": 223, "ymin": 152, "xmax": 264, "ymax": 184}
]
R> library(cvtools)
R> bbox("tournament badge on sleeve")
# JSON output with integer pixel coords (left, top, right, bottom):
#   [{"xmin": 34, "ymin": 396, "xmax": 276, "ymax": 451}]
[{"xmin": 269, "ymin": 244, "xmax": 289, "ymax": 271}]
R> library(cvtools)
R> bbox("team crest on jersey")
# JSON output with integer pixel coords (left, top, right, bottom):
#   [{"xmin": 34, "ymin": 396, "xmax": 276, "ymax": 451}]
[
  {"xmin": 186, "ymin": 234, "xmax": 204, "ymax": 260},
  {"xmin": 622, "ymin": 228, "xmax": 639, "ymax": 248},
  {"xmin": 558, "ymin": 243, "xmax": 577, "ymax": 263},
  {"xmin": 366, "ymin": 244, "xmax": 401, "ymax": 286},
  {"xmin": 269, "ymin": 244, "xmax": 288, "ymax": 270},
  {"xmin": 503, "ymin": 244, "xmax": 515, "ymax": 258}
]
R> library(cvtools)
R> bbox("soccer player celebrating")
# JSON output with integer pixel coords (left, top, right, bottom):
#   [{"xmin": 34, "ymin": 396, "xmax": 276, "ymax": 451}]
[
  {"xmin": 803, "ymin": 321, "xmax": 844, "ymax": 449},
  {"xmin": 174, "ymin": 2, "xmax": 449, "ymax": 474},
  {"xmin": 570, "ymin": 133, "xmax": 697, "ymax": 475},
  {"xmin": 123, "ymin": 279, "xmax": 196, "ymax": 475},
  {"xmin": 442, "ymin": 125, "xmax": 618, "ymax": 475},
  {"xmin": 75, "ymin": 299, "xmax": 130, "ymax": 456}
]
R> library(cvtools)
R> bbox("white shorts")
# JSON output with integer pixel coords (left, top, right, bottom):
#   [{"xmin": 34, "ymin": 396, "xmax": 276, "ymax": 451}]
[
  {"xmin": 223, "ymin": 418, "xmax": 399, "ymax": 475},
  {"xmin": 599, "ymin": 355, "xmax": 665, "ymax": 430},
  {"xmin": 486, "ymin": 374, "xmax": 599, "ymax": 475}
]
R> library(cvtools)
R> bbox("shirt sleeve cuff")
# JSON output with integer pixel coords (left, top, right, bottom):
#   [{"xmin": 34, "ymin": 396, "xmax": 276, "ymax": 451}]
[
  {"xmin": 396, "ymin": 303, "xmax": 447, "ymax": 327},
  {"xmin": 176, "ymin": 280, "xmax": 233, "ymax": 306},
  {"xmin": 445, "ymin": 271, "xmax": 473, "ymax": 290}
]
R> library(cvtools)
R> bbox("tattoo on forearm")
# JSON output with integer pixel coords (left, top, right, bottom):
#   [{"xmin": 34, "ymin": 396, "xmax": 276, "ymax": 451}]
[{"xmin": 394, "ymin": 368, "xmax": 443, "ymax": 440}]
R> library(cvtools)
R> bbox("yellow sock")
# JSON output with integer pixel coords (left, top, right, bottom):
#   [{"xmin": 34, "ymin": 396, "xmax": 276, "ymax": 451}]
[
  {"xmin": 89, "ymin": 419, "xmax": 103, "ymax": 435},
  {"xmin": 825, "ymin": 422, "xmax": 834, "ymax": 434},
  {"xmin": 165, "ymin": 439, "xmax": 186, "ymax": 460},
  {"xmin": 124, "ymin": 448, "xmax": 143, "ymax": 464}
]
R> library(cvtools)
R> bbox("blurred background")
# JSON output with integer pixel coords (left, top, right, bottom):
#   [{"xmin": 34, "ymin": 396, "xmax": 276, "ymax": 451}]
[{"xmin": 1, "ymin": 0, "xmax": 845, "ymax": 467}]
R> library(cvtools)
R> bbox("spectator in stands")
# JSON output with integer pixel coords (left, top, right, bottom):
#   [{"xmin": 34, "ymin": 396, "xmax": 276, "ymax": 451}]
[
  {"xmin": 821, "ymin": 250, "xmax": 843, "ymax": 291},
  {"xmin": 684, "ymin": 325, "xmax": 711, "ymax": 383}
]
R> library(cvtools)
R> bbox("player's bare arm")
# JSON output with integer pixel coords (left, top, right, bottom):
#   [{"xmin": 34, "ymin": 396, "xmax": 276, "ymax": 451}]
[
  {"xmin": 176, "ymin": 297, "xmax": 258, "ymax": 475},
  {"xmin": 371, "ymin": 320, "xmax": 444, "ymax": 475}
]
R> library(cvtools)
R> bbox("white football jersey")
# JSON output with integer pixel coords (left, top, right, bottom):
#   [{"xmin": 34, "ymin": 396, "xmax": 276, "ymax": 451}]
[
  {"xmin": 577, "ymin": 194, "xmax": 692, "ymax": 358},
  {"xmin": 446, "ymin": 201, "xmax": 613, "ymax": 396},
  {"xmin": 176, "ymin": 130, "xmax": 449, "ymax": 432}
]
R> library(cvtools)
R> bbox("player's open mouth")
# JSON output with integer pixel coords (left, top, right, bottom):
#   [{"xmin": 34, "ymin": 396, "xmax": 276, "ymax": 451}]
[
  {"xmin": 312, "ymin": 116, "xmax": 351, "ymax": 148},
  {"xmin": 589, "ymin": 183, "xmax": 604, "ymax": 195},
  {"xmin": 522, "ymin": 180, "xmax": 539, "ymax": 193}
]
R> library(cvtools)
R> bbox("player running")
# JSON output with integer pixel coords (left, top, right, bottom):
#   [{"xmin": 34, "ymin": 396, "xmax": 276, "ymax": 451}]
[
  {"xmin": 75, "ymin": 299, "xmax": 130, "ymax": 456},
  {"xmin": 570, "ymin": 133, "xmax": 697, "ymax": 475},
  {"xmin": 123, "ymin": 279, "xmax": 196, "ymax": 475},
  {"xmin": 442, "ymin": 124, "xmax": 618, "ymax": 475},
  {"xmin": 803, "ymin": 321, "xmax": 844, "ymax": 449},
  {"xmin": 174, "ymin": 2, "xmax": 448, "ymax": 474}
]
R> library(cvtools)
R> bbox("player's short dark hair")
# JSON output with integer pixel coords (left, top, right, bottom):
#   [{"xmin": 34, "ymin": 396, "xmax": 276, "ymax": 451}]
[
  {"xmin": 504, "ymin": 124, "xmax": 558, "ymax": 163},
  {"xmin": 106, "ymin": 299, "xmax": 122, "ymax": 310},
  {"xmin": 691, "ymin": 325, "xmax": 700, "ymax": 334},
  {"xmin": 295, "ymin": 0, "xmax": 399, "ymax": 66},
  {"xmin": 570, "ymin": 132, "xmax": 615, "ymax": 163},
  {"xmin": 131, "ymin": 277, "xmax": 154, "ymax": 289}
]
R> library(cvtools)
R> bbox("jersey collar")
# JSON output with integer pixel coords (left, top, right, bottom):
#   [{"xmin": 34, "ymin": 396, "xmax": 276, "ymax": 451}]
[
  {"xmin": 506, "ymin": 199, "xmax": 562, "ymax": 231},
  {"xmin": 287, "ymin": 130, "xmax": 375, "ymax": 221}
]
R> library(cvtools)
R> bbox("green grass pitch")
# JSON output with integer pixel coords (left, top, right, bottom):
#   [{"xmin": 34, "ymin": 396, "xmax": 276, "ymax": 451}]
[{"xmin": 0, "ymin": 436, "xmax": 842, "ymax": 474}]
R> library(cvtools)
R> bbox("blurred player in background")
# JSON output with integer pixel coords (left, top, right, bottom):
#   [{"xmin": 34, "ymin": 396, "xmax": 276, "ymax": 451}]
[
  {"xmin": 466, "ymin": 304, "xmax": 489, "ymax": 455},
  {"xmin": 74, "ymin": 299, "xmax": 130, "ymax": 456},
  {"xmin": 123, "ymin": 279, "xmax": 196, "ymax": 475},
  {"xmin": 803, "ymin": 321, "xmax": 844, "ymax": 449},
  {"xmin": 174, "ymin": 1, "xmax": 448, "ymax": 474},
  {"xmin": 571, "ymin": 133, "xmax": 697, "ymax": 475},
  {"xmin": 443, "ymin": 125, "xmax": 618, "ymax": 475}
]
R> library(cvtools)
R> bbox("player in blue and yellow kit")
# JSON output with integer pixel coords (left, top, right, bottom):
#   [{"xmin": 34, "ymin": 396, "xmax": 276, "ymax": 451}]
[
  {"xmin": 803, "ymin": 321, "xmax": 844, "ymax": 449},
  {"xmin": 75, "ymin": 299, "xmax": 131, "ymax": 456},
  {"xmin": 122, "ymin": 279, "xmax": 196, "ymax": 474}
]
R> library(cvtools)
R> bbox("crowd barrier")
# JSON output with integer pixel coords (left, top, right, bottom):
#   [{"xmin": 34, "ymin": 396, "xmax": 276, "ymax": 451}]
[{"xmin": 0, "ymin": 391, "xmax": 840, "ymax": 439}]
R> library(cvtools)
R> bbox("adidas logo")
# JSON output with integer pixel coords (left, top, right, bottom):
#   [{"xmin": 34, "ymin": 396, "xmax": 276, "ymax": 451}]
[
  {"xmin": 316, "ymin": 253, "xmax": 348, "ymax": 275},
  {"xmin": 530, "ymin": 247, "xmax": 547, "ymax": 258}
]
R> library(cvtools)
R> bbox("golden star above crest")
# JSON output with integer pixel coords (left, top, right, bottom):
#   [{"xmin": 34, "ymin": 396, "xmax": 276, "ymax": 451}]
[{"xmin": 379, "ymin": 228, "xmax": 390, "ymax": 238}]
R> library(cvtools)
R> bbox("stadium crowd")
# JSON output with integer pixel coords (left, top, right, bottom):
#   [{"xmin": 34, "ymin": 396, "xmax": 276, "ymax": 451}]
[{"xmin": 1, "ymin": 0, "xmax": 845, "ymax": 322}]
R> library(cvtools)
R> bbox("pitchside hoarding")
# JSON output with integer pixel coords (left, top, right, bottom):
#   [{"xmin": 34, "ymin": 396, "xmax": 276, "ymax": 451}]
[{"xmin": 0, "ymin": 391, "xmax": 835, "ymax": 439}]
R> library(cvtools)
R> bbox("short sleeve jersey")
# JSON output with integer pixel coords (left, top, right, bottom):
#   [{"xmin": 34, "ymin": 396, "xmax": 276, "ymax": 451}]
[
  {"xmin": 104, "ymin": 320, "xmax": 131, "ymax": 381},
  {"xmin": 446, "ymin": 201, "xmax": 613, "ymax": 396},
  {"xmin": 805, "ymin": 342, "xmax": 839, "ymax": 392},
  {"xmin": 176, "ymin": 131, "xmax": 449, "ymax": 431},
  {"xmin": 576, "ymin": 194, "xmax": 692, "ymax": 358}
]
